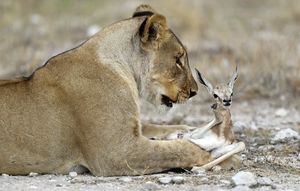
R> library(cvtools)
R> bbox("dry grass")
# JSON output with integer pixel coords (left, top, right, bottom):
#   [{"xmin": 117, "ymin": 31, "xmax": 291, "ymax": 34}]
[{"xmin": 1, "ymin": 0, "xmax": 300, "ymax": 98}]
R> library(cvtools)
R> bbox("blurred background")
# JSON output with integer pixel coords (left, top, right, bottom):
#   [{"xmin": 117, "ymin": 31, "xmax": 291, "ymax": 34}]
[{"xmin": 1, "ymin": 0, "xmax": 300, "ymax": 100}]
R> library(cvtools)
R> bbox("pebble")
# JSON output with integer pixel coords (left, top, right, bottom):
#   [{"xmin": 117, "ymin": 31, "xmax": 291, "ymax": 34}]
[
  {"xmin": 157, "ymin": 176, "xmax": 186, "ymax": 184},
  {"xmin": 272, "ymin": 128, "xmax": 299, "ymax": 143},
  {"xmin": 172, "ymin": 176, "xmax": 186, "ymax": 184},
  {"xmin": 2, "ymin": 173, "xmax": 9, "ymax": 177},
  {"xmin": 29, "ymin": 172, "xmax": 39, "ymax": 177},
  {"xmin": 254, "ymin": 156, "xmax": 275, "ymax": 163},
  {"xmin": 275, "ymin": 108, "xmax": 288, "ymax": 117},
  {"xmin": 220, "ymin": 179, "xmax": 231, "ymax": 185},
  {"xmin": 158, "ymin": 177, "xmax": 172, "ymax": 184},
  {"xmin": 200, "ymin": 177, "xmax": 209, "ymax": 182},
  {"xmin": 142, "ymin": 181, "xmax": 160, "ymax": 191},
  {"xmin": 232, "ymin": 171, "xmax": 257, "ymax": 186},
  {"xmin": 257, "ymin": 177, "xmax": 273, "ymax": 186},
  {"xmin": 191, "ymin": 167, "xmax": 206, "ymax": 176},
  {"xmin": 119, "ymin": 176, "xmax": 132, "ymax": 183},
  {"xmin": 68, "ymin": 171, "xmax": 77, "ymax": 178},
  {"xmin": 212, "ymin": 165, "xmax": 222, "ymax": 172},
  {"xmin": 250, "ymin": 121, "xmax": 258, "ymax": 130},
  {"xmin": 258, "ymin": 145, "xmax": 274, "ymax": 152},
  {"xmin": 232, "ymin": 185, "xmax": 251, "ymax": 191},
  {"xmin": 29, "ymin": 186, "xmax": 38, "ymax": 189}
]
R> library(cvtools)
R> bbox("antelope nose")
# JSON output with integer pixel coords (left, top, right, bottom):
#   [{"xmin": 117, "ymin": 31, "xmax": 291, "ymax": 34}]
[
  {"xmin": 189, "ymin": 90, "xmax": 197, "ymax": 98},
  {"xmin": 223, "ymin": 99, "xmax": 232, "ymax": 106}
]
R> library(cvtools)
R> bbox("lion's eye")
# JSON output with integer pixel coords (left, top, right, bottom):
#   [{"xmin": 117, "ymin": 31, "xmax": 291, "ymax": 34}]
[{"xmin": 213, "ymin": 94, "xmax": 218, "ymax": 98}]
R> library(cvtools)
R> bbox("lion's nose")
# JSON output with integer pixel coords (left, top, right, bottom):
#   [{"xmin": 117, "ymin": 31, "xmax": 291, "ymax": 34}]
[{"xmin": 189, "ymin": 90, "xmax": 197, "ymax": 98}]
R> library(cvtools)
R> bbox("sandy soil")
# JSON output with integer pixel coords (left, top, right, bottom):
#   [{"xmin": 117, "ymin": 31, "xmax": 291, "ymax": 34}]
[{"xmin": 1, "ymin": 99, "xmax": 299, "ymax": 191}]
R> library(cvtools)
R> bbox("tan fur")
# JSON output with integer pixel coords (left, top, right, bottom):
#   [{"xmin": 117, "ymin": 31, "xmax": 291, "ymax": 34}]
[
  {"xmin": 0, "ymin": 5, "xmax": 212, "ymax": 176},
  {"xmin": 211, "ymin": 106, "xmax": 235, "ymax": 143}
]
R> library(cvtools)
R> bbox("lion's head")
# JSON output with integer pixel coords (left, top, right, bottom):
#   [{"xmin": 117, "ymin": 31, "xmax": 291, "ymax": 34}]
[{"xmin": 134, "ymin": 5, "xmax": 198, "ymax": 108}]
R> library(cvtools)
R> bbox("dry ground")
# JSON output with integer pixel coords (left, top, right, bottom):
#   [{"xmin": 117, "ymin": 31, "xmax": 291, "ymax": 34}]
[{"xmin": 0, "ymin": 0, "xmax": 299, "ymax": 190}]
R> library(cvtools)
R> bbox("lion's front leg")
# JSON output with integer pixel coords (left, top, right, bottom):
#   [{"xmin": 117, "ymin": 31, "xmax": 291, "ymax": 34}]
[
  {"xmin": 85, "ymin": 137, "xmax": 213, "ymax": 176},
  {"xmin": 142, "ymin": 123, "xmax": 196, "ymax": 139}
]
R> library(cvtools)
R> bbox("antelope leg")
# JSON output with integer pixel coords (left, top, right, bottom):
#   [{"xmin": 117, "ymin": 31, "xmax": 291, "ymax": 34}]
[
  {"xmin": 200, "ymin": 142, "xmax": 245, "ymax": 170},
  {"xmin": 190, "ymin": 119, "xmax": 220, "ymax": 139}
]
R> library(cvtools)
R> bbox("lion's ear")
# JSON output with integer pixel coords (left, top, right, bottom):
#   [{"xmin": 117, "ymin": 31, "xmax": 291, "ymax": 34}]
[
  {"xmin": 132, "ymin": 4, "xmax": 156, "ymax": 17},
  {"xmin": 139, "ymin": 14, "xmax": 168, "ymax": 50}
]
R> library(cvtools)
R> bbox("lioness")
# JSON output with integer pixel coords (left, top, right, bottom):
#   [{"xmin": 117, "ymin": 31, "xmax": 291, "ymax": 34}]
[{"xmin": 0, "ymin": 5, "xmax": 213, "ymax": 176}]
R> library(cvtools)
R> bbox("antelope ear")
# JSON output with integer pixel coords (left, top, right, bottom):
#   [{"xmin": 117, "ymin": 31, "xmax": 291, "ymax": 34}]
[
  {"xmin": 139, "ymin": 14, "xmax": 168, "ymax": 50},
  {"xmin": 228, "ymin": 66, "xmax": 238, "ymax": 89},
  {"xmin": 195, "ymin": 68, "xmax": 213, "ymax": 94}
]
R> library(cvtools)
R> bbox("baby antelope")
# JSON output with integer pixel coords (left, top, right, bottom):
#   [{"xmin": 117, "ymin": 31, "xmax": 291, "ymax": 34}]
[
  {"xmin": 156, "ymin": 67, "xmax": 245, "ymax": 169},
  {"xmin": 188, "ymin": 67, "xmax": 245, "ymax": 169}
]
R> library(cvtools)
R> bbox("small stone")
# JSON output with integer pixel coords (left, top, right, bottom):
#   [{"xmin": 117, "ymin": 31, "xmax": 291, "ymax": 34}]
[
  {"xmin": 232, "ymin": 171, "xmax": 257, "ymax": 186},
  {"xmin": 172, "ymin": 176, "xmax": 186, "ymax": 184},
  {"xmin": 272, "ymin": 128, "xmax": 299, "ymax": 143},
  {"xmin": 220, "ymin": 179, "xmax": 231, "ymax": 185},
  {"xmin": 2, "ymin": 174, "xmax": 9, "ymax": 177},
  {"xmin": 158, "ymin": 176, "xmax": 172, "ymax": 184},
  {"xmin": 56, "ymin": 184, "xmax": 63, "ymax": 187},
  {"xmin": 212, "ymin": 165, "xmax": 222, "ymax": 172},
  {"xmin": 275, "ymin": 108, "xmax": 288, "ymax": 117},
  {"xmin": 200, "ymin": 177, "xmax": 209, "ymax": 182},
  {"xmin": 29, "ymin": 172, "xmax": 38, "ymax": 177},
  {"xmin": 119, "ymin": 176, "xmax": 132, "ymax": 183},
  {"xmin": 258, "ymin": 145, "xmax": 269, "ymax": 152},
  {"xmin": 257, "ymin": 177, "xmax": 273, "ymax": 186},
  {"xmin": 232, "ymin": 185, "xmax": 251, "ymax": 191},
  {"xmin": 191, "ymin": 167, "xmax": 206, "ymax": 176},
  {"xmin": 241, "ymin": 154, "xmax": 247, "ymax": 159},
  {"xmin": 68, "ymin": 171, "xmax": 77, "ymax": 178},
  {"xmin": 250, "ymin": 121, "xmax": 258, "ymax": 130},
  {"xmin": 266, "ymin": 155, "xmax": 274, "ymax": 162},
  {"xmin": 143, "ymin": 181, "xmax": 160, "ymax": 191},
  {"xmin": 271, "ymin": 184, "xmax": 277, "ymax": 189}
]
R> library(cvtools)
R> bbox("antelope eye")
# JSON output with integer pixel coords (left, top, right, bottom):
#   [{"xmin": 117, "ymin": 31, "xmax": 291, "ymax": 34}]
[
  {"xmin": 213, "ymin": 94, "xmax": 218, "ymax": 98},
  {"xmin": 231, "ymin": 92, "xmax": 233, "ymax": 96}
]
